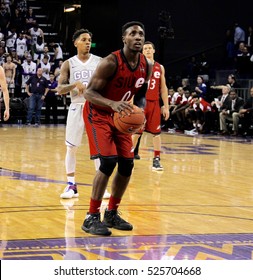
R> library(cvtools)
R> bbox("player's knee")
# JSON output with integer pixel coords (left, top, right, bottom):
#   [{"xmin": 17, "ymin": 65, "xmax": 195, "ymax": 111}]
[
  {"xmin": 118, "ymin": 157, "xmax": 134, "ymax": 177},
  {"xmin": 66, "ymin": 145, "xmax": 78, "ymax": 155},
  {"xmin": 99, "ymin": 157, "xmax": 117, "ymax": 177}
]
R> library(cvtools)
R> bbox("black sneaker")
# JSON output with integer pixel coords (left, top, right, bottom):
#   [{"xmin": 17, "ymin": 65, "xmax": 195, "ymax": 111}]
[
  {"xmin": 152, "ymin": 157, "xmax": 163, "ymax": 171},
  {"xmin": 134, "ymin": 154, "xmax": 141, "ymax": 160},
  {"xmin": 103, "ymin": 209, "xmax": 133, "ymax": 230},
  {"xmin": 81, "ymin": 213, "xmax": 112, "ymax": 236}
]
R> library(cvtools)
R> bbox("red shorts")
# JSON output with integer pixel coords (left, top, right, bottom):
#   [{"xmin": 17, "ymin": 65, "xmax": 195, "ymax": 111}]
[
  {"xmin": 144, "ymin": 99, "xmax": 161, "ymax": 134},
  {"xmin": 83, "ymin": 102, "xmax": 134, "ymax": 159}
]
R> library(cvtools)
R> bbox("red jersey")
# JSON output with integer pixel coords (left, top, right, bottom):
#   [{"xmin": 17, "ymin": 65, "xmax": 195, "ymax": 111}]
[
  {"xmin": 146, "ymin": 61, "xmax": 161, "ymax": 101},
  {"xmin": 91, "ymin": 49, "xmax": 149, "ymax": 113}
]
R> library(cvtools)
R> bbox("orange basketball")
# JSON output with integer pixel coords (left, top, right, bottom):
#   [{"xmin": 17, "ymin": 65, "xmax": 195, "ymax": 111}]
[{"xmin": 113, "ymin": 105, "xmax": 146, "ymax": 134}]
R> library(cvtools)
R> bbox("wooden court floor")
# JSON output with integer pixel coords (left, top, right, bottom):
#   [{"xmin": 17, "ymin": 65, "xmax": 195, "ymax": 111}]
[{"xmin": 1, "ymin": 124, "xmax": 253, "ymax": 260}]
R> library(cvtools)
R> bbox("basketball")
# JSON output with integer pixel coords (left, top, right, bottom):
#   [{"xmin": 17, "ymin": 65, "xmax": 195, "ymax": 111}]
[{"xmin": 113, "ymin": 105, "xmax": 146, "ymax": 134}]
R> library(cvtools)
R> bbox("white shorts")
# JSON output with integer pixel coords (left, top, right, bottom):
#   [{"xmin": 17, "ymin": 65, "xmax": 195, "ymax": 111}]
[{"xmin": 65, "ymin": 103, "xmax": 85, "ymax": 147}]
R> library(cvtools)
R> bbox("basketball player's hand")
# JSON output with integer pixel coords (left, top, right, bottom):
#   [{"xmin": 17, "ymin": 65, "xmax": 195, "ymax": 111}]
[
  {"xmin": 3, "ymin": 109, "xmax": 10, "ymax": 121},
  {"xmin": 161, "ymin": 106, "xmax": 170, "ymax": 120},
  {"xmin": 112, "ymin": 101, "xmax": 134, "ymax": 116},
  {"xmin": 75, "ymin": 81, "xmax": 86, "ymax": 95}
]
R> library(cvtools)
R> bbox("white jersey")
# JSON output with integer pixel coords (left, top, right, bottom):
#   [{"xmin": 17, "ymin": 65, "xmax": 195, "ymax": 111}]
[
  {"xmin": 6, "ymin": 31, "xmax": 17, "ymax": 48},
  {"xmin": 68, "ymin": 54, "xmax": 101, "ymax": 103},
  {"xmin": 16, "ymin": 37, "xmax": 27, "ymax": 57},
  {"xmin": 66, "ymin": 54, "xmax": 101, "ymax": 147},
  {"xmin": 33, "ymin": 42, "xmax": 45, "ymax": 61},
  {"xmin": 38, "ymin": 60, "xmax": 50, "ymax": 80},
  {"xmin": 21, "ymin": 60, "xmax": 37, "ymax": 87},
  {"xmin": 29, "ymin": 27, "xmax": 43, "ymax": 45}
]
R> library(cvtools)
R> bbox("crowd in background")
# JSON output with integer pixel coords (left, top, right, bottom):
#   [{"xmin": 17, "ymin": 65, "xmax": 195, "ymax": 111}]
[
  {"xmin": 0, "ymin": 0, "xmax": 64, "ymax": 124},
  {"xmin": 1, "ymin": 1, "xmax": 253, "ymax": 132}
]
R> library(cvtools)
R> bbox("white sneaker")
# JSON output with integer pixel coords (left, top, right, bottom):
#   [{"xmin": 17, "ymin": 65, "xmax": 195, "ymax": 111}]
[
  {"xmin": 168, "ymin": 128, "xmax": 176, "ymax": 134},
  {"xmin": 103, "ymin": 189, "xmax": 111, "ymax": 199},
  {"xmin": 60, "ymin": 182, "xmax": 79, "ymax": 199},
  {"xmin": 184, "ymin": 128, "xmax": 198, "ymax": 136}
]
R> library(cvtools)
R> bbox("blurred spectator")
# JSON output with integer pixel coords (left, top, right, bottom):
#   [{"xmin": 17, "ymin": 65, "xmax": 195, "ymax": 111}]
[
  {"xmin": 236, "ymin": 87, "xmax": 253, "ymax": 136},
  {"xmin": 28, "ymin": 23, "xmax": 44, "ymax": 58},
  {"xmin": 54, "ymin": 58, "xmax": 63, "ymax": 81},
  {"xmin": 21, "ymin": 53, "xmax": 36, "ymax": 87},
  {"xmin": 3, "ymin": 53, "xmax": 16, "ymax": 96},
  {"xmin": 0, "ymin": 27, "xmax": 5, "ymax": 42},
  {"xmin": 0, "ymin": 40, "xmax": 8, "ymax": 53},
  {"xmin": 6, "ymin": 25, "xmax": 17, "ymax": 51},
  {"xmin": 33, "ymin": 35, "xmax": 44, "ymax": 62},
  {"xmin": 234, "ymin": 22, "xmax": 245, "ymax": 49},
  {"xmin": 0, "ymin": 2, "xmax": 11, "ymax": 37},
  {"xmin": 37, "ymin": 55, "xmax": 51, "ymax": 80},
  {"xmin": 44, "ymin": 72, "xmax": 58, "ymax": 125},
  {"xmin": 181, "ymin": 77, "xmax": 191, "ymax": 92},
  {"xmin": 194, "ymin": 75, "xmax": 207, "ymax": 100},
  {"xmin": 224, "ymin": 27, "xmax": 236, "ymax": 69},
  {"xmin": 16, "ymin": 30, "xmax": 28, "ymax": 59},
  {"xmin": 10, "ymin": 47, "xmax": 22, "ymax": 95},
  {"xmin": 235, "ymin": 45, "xmax": 252, "ymax": 79},
  {"xmin": 25, "ymin": 7, "xmax": 36, "ymax": 30},
  {"xmin": 37, "ymin": 45, "xmax": 51, "ymax": 65},
  {"xmin": 25, "ymin": 67, "xmax": 49, "ymax": 126},
  {"xmin": 184, "ymin": 56, "xmax": 198, "ymax": 78},
  {"xmin": 16, "ymin": 0, "xmax": 28, "ymax": 18},
  {"xmin": 11, "ymin": 7, "xmax": 24, "ymax": 35},
  {"xmin": 246, "ymin": 25, "xmax": 253, "ymax": 52},
  {"xmin": 50, "ymin": 42, "xmax": 63, "ymax": 70},
  {"xmin": 197, "ymin": 52, "xmax": 210, "ymax": 77},
  {"xmin": 227, "ymin": 73, "xmax": 240, "ymax": 88}
]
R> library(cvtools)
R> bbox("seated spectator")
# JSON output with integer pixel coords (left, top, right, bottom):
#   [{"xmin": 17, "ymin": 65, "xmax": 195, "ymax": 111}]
[
  {"xmin": 227, "ymin": 73, "xmax": 241, "ymax": 88},
  {"xmin": 234, "ymin": 87, "xmax": 253, "ymax": 136},
  {"xmin": 202, "ymin": 84, "xmax": 231, "ymax": 134},
  {"xmin": 219, "ymin": 88, "xmax": 244, "ymax": 135}
]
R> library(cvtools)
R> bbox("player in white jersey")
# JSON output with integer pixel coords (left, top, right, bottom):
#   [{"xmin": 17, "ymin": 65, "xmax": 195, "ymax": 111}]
[{"xmin": 57, "ymin": 29, "xmax": 110, "ymax": 199}]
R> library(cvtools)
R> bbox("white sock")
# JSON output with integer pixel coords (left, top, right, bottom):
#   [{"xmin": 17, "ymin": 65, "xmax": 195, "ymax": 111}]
[{"xmin": 67, "ymin": 176, "xmax": 75, "ymax": 184}]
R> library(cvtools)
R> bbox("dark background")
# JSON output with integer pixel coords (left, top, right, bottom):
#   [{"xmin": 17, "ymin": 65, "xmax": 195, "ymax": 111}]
[{"xmin": 45, "ymin": 0, "xmax": 253, "ymax": 78}]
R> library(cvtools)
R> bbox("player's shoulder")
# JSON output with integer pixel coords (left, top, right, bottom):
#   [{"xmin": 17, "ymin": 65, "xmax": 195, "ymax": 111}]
[{"xmin": 89, "ymin": 53, "xmax": 103, "ymax": 62}]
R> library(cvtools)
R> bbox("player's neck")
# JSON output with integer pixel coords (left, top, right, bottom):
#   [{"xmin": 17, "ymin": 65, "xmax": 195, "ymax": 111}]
[{"xmin": 77, "ymin": 52, "xmax": 91, "ymax": 62}]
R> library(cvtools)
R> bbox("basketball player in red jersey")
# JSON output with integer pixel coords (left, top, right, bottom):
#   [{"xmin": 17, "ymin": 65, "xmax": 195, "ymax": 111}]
[
  {"xmin": 132, "ymin": 41, "xmax": 169, "ymax": 170},
  {"xmin": 82, "ymin": 21, "xmax": 153, "ymax": 236},
  {"xmin": 0, "ymin": 65, "xmax": 10, "ymax": 122}
]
